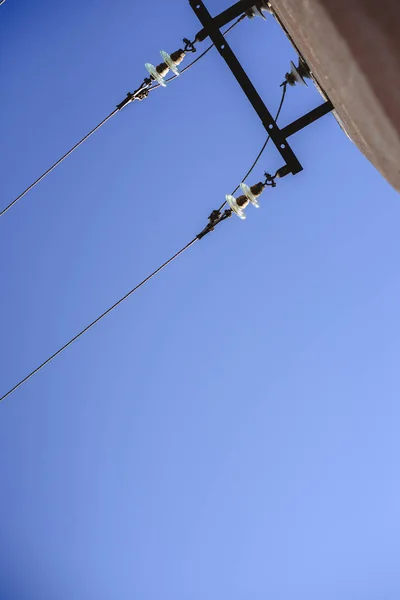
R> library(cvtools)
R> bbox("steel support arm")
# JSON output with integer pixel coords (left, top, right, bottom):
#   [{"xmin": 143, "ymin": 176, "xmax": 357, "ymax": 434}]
[
  {"xmin": 195, "ymin": 0, "xmax": 256, "ymax": 41},
  {"xmin": 190, "ymin": 0, "xmax": 303, "ymax": 174},
  {"xmin": 280, "ymin": 100, "xmax": 334, "ymax": 138}
]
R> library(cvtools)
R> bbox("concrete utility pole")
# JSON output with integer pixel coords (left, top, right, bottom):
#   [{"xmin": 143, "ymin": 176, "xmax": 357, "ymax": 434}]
[{"xmin": 268, "ymin": 0, "xmax": 400, "ymax": 192}]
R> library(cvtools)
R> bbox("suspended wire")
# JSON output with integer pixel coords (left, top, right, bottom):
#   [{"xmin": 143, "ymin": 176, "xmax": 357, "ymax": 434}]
[
  {"xmin": 0, "ymin": 109, "xmax": 119, "ymax": 218},
  {"xmin": 0, "ymin": 81, "xmax": 286, "ymax": 404},
  {"xmin": 0, "ymin": 15, "xmax": 286, "ymax": 403},
  {"xmin": 218, "ymin": 81, "xmax": 288, "ymax": 211},
  {"xmin": 0, "ymin": 238, "xmax": 198, "ymax": 404},
  {"xmin": 1, "ymin": 15, "xmax": 247, "ymax": 219}
]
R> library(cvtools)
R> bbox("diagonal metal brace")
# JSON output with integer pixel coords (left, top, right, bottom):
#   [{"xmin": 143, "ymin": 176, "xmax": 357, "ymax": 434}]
[
  {"xmin": 280, "ymin": 100, "xmax": 334, "ymax": 138},
  {"xmin": 189, "ymin": 0, "xmax": 303, "ymax": 175}
]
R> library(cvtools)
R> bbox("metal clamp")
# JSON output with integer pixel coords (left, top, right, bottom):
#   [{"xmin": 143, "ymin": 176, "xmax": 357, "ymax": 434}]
[{"xmin": 197, "ymin": 209, "xmax": 232, "ymax": 240}]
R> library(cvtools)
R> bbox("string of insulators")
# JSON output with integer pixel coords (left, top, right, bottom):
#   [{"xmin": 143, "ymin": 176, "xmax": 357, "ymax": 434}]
[
  {"xmin": 245, "ymin": 0, "xmax": 272, "ymax": 19},
  {"xmin": 225, "ymin": 169, "xmax": 285, "ymax": 220},
  {"xmin": 226, "ymin": 181, "xmax": 264, "ymax": 220},
  {"xmin": 283, "ymin": 57, "xmax": 312, "ymax": 87},
  {"xmin": 145, "ymin": 49, "xmax": 186, "ymax": 87}
]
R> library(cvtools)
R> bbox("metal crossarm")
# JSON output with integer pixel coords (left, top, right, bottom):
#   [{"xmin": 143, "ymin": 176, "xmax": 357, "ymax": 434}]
[{"xmin": 190, "ymin": 0, "xmax": 334, "ymax": 177}]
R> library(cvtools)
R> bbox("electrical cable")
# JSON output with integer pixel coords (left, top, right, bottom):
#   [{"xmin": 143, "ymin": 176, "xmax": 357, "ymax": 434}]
[
  {"xmin": 1, "ymin": 15, "xmax": 246, "ymax": 219},
  {"xmin": 0, "ymin": 80, "xmax": 285, "ymax": 404},
  {"xmin": 0, "ymin": 109, "xmax": 119, "ymax": 218},
  {"xmin": 0, "ymin": 238, "xmax": 198, "ymax": 404},
  {"xmin": 0, "ymin": 20, "xmax": 286, "ymax": 403},
  {"xmin": 218, "ymin": 81, "xmax": 288, "ymax": 211}
]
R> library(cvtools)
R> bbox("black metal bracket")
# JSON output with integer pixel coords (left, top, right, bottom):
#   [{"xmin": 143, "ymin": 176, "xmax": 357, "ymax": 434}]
[
  {"xmin": 190, "ymin": 0, "xmax": 334, "ymax": 177},
  {"xmin": 194, "ymin": 0, "xmax": 256, "ymax": 41},
  {"xmin": 280, "ymin": 100, "xmax": 334, "ymax": 138}
]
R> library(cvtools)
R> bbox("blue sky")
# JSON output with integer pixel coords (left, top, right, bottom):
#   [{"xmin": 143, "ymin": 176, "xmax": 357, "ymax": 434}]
[{"xmin": 1, "ymin": 1, "xmax": 400, "ymax": 598}]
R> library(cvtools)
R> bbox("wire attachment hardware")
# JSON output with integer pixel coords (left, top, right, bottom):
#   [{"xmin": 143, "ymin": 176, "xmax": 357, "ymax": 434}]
[
  {"xmin": 116, "ymin": 80, "xmax": 151, "ymax": 110},
  {"xmin": 196, "ymin": 209, "xmax": 232, "ymax": 240},
  {"xmin": 183, "ymin": 37, "xmax": 197, "ymax": 53},
  {"xmin": 263, "ymin": 172, "xmax": 277, "ymax": 187},
  {"xmin": 134, "ymin": 87, "xmax": 150, "ymax": 101},
  {"xmin": 116, "ymin": 76, "xmax": 153, "ymax": 110}
]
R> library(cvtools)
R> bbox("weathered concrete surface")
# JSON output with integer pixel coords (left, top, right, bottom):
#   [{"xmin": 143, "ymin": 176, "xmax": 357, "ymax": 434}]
[{"xmin": 270, "ymin": 0, "xmax": 400, "ymax": 191}]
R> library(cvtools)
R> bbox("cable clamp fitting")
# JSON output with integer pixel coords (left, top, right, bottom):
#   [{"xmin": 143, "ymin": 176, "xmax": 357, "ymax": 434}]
[
  {"xmin": 263, "ymin": 172, "xmax": 277, "ymax": 187},
  {"xmin": 196, "ymin": 209, "xmax": 232, "ymax": 240},
  {"xmin": 116, "ymin": 79, "xmax": 151, "ymax": 110},
  {"xmin": 135, "ymin": 88, "xmax": 150, "ymax": 101},
  {"xmin": 183, "ymin": 38, "xmax": 196, "ymax": 53},
  {"xmin": 263, "ymin": 165, "xmax": 291, "ymax": 186}
]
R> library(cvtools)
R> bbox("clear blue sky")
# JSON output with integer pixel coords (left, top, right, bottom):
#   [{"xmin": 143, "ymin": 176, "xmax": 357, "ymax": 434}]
[{"xmin": 1, "ymin": 1, "xmax": 400, "ymax": 598}]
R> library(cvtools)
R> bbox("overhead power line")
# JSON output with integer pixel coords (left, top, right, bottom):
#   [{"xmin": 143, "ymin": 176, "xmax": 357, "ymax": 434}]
[
  {"xmin": 0, "ymin": 110, "xmax": 119, "ymax": 219},
  {"xmin": 0, "ymin": 16, "xmax": 245, "ymax": 220},
  {"xmin": 0, "ymin": 82, "xmax": 286, "ymax": 403},
  {"xmin": 0, "ymin": 238, "xmax": 198, "ymax": 404},
  {"xmin": 0, "ymin": 0, "xmax": 337, "ymax": 404}
]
